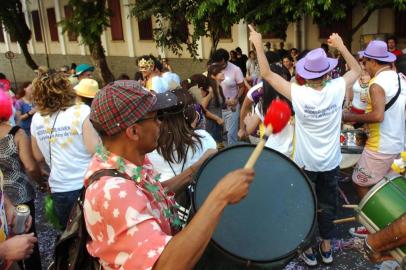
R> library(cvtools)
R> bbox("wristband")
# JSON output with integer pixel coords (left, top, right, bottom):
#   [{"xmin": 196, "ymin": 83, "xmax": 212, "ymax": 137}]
[{"xmin": 364, "ymin": 236, "xmax": 377, "ymax": 256}]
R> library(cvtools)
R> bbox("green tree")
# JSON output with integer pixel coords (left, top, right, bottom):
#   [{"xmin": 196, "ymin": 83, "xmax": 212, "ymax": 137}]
[
  {"xmin": 131, "ymin": 0, "xmax": 242, "ymax": 58},
  {"xmin": 0, "ymin": 0, "xmax": 38, "ymax": 70},
  {"xmin": 132, "ymin": 0, "xmax": 406, "ymax": 58},
  {"xmin": 60, "ymin": 0, "xmax": 114, "ymax": 85}
]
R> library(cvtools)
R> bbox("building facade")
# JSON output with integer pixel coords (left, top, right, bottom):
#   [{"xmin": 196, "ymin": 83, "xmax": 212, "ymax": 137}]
[{"xmin": 0, "ymin": 0, "xmax": 404, "ymax": 83}]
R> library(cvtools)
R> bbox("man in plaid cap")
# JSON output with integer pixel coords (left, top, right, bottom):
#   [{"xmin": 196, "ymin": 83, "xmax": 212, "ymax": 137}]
[{"xmin": 83, "ymin": 80, "xmax": 255, "ymax": 270}]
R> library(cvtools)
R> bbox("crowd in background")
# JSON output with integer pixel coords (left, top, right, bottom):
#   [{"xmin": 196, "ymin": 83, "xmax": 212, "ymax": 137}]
[{"xmin": 0, "ymin": 33, "xmax": 405, "ymax": 270}]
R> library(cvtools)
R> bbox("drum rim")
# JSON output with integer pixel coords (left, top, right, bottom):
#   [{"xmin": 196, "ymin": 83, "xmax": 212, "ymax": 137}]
[
  {"xmin": 358, "ymin": 174, "xmax": 402, "ymax": 210},
  {"xmin": 192, "ymin": 143, "xmax": 318, "ymax": 263}
]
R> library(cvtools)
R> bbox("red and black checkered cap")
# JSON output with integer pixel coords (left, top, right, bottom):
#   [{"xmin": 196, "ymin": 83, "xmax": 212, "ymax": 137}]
[{"xmin": 90, "ymin": 80, "xmax": 177, "ymax": 136}]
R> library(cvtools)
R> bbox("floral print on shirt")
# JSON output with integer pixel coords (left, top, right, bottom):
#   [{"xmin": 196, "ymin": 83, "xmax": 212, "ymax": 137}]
[{"xmin": 83, "ymin": 146, "xmax": 179, "ymax": 270}]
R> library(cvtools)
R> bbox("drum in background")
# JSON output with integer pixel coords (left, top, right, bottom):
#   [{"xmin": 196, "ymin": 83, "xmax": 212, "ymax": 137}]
[
  {"xmin": 192, "ymin": 145, "xmax": 316, "ymax": 268},
  {"xmin": 357, "ymin": 175, "xmax": 406, "ymax": 262},
  {"xmin": 340, "ymin": 129, "xmax": 367, "ymax": 154},
  {"xmin": 340, "ymin": 129, "xmax": 367, "ymax": 169}
]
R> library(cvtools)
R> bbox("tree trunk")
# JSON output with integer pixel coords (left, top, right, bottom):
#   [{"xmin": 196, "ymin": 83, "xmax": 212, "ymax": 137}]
[
  {"xmin": 18, "ymin": 40, "xmax": 38, "ymax": 70},
  {"xmin": 89, "ymin": 39, "xmax": 115, "ymax": 86},
  {"xmin": 209, "ymin": 30, "xmax": 220, "ymax": 59}
]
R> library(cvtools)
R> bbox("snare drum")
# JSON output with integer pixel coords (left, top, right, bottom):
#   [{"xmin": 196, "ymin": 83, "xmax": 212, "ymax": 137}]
[
  {"xmin": 340, "ymin": 129, "xmax": 367, "ymax": 154},
  {"xmin": 192, "ymin": 144, "xmax": 316, "ymax": 269},
  {"xmin": 358, "ymin": 175, "xmax": 406, "ymax": 262}
]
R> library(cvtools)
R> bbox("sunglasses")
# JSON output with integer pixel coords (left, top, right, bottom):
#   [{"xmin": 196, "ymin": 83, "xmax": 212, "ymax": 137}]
[{"xmin": 136, "ymin": 113, "xmax": 165, "ymax": 123}]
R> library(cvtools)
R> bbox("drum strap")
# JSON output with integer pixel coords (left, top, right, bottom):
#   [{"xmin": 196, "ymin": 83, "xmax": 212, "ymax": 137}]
[{"xmin": 384, "ymin": 74, "xmax": 401, "ymax": 112}]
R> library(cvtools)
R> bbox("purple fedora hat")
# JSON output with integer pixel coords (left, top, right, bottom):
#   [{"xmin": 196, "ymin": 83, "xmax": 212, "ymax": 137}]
[
  {"xmin": 358, "ymin": 40, "xmax": 396, "ymax": 62},
  {"xmin": 296, "ymin": 48, "xmax": 338, "ymax": 80}
]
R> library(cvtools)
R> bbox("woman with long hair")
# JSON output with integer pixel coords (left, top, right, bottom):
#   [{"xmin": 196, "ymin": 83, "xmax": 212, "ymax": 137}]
[
  {"xmin": 147, "ymin": 89, "xmax": 217, "ymax": 208},
  {"xmin": 181, "ymin": 73, "xmax": 225, "ymax": 143},
  {"xmin": 31, "ymin": 71, "xmax": 99, "ymax": 228},
  {"xmin": 0, "ymin": 90, "xmax": 44, "ymax": 269},
  {"xmin": 242, "ymin": 64, "xmax": 294, "ymax": 157}
]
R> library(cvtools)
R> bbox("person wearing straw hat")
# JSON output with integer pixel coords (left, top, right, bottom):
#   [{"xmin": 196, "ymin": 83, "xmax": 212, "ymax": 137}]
[
  {"xmin": 249, "ymin": 25, "xmax": 361, "ymax": 266},
  {"xmin": 74, "ymin": 78, "xmax": 100, "ymax": 107},
  {"xmin": 343, "ymin": 41, "xmax": 406, "ymax": 199}
]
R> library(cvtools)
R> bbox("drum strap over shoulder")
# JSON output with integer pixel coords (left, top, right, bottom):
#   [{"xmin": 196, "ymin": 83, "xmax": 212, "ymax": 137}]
[{"xmin": 384, "ymin": 74, "xmax": 401, "ymax": 112}]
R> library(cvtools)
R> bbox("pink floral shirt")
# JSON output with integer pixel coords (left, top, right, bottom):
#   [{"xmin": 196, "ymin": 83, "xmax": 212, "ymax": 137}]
[{"xmin": 83, "ymin": 147, "xmax": 179, "ymax": 270}]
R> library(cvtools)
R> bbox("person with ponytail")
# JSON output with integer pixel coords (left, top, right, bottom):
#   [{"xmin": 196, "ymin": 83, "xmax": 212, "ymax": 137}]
[{"xmin": 181, "ymin": 74, "xmax": 225, "ymax": 143}]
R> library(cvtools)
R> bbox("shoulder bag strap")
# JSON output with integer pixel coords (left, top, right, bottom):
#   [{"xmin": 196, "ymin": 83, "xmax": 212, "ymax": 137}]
[
  {"xmin": 8, "ymin": 126, "xmax": 21, "ymax": 136},
  {"xmin": 384, "ymin": 74, "xmax": 401, "ymax": 112}
]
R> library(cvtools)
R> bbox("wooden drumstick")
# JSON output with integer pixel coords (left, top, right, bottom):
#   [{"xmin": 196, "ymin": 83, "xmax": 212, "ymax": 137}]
[
  {"xmin": 342, "ymin": 204, "xmax": 358, "ymax": 209},
  {"xmin": 333, "ymin": 216, "xmax": 356, "ymax": 224},
  {"xmin": 244, "ymin": 99, "xmax": 291, "ymax": 169}
]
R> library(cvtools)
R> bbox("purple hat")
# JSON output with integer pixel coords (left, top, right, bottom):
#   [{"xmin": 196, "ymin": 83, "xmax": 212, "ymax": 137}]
[
  {"xmin": 358, "ymin": 40, "xmax": 396, "ymax": 62},
  {"xmin": 295, "ymin": 48, "xmax": 338, "ymax": 79}
]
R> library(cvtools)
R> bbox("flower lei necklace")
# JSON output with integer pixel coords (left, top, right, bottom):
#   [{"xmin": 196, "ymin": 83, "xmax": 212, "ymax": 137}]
[
  {"xmin": 43, "ymin": 103, "xmax": 82, "ymax": 148},
  {"xmin": 95, "ymin": 145, "xmax": 182, "ymax": 229}
]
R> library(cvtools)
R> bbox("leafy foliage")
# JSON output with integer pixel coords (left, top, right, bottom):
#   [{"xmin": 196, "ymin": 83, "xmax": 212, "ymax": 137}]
[
  {"xmin": 59, "ymin": 0, "xmax": 111, "ymax": 50},
  {"xmin": 0, "ymin": 0, "xmax": 38, "ymax": 69},
  {"xmin": 60, "ymin": 0, "xmax": 114, "ymax": 84},
  {"xmin": 131, "ymin": 0, "xmax": 406, "ymax": 57}
]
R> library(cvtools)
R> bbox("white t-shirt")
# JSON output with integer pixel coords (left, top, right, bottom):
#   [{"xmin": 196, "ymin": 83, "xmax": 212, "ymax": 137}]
[
  {"xmin": 151, "ymin": 76, "xmax": 169, "ymax": 94},
  {"xmin": 31, "ymin": 104, "xmax": 92, "ymax": 192},
  {"xmin": 254, "ymin": 104, "xmax": 294, "ymax": 157},
  {"xmin": 291, "ymin": 78, "xmax": 346, "ymax": 171},
  {"xmin": 365, "ymin": 70, "xmax": 406, "ymax": 154},
  {"xmin": 147, "ymin": 129, "xmax": 217, "ymax": 181},
  {"xmin": 352, "ymin": 80, "xmax": 368, "ymax": 110},
  {"xmin": 221, "ymin": 62, "xmax": 244, "ymax": 100}
]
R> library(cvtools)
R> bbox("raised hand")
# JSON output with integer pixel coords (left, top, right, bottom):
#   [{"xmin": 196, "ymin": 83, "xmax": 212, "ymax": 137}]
[
  {"xmin": 248, "ymin": 24, "xmax": 263, "ymax": 49},
  {"xmin": 327, "ymin": 33, "xmax": 345, "ymax": 50}
]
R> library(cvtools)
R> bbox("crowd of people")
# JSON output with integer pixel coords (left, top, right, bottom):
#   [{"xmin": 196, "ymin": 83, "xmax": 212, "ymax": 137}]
[{"xmin": 0, "ymin": 31, "xmax": 405, "ymax": 270}]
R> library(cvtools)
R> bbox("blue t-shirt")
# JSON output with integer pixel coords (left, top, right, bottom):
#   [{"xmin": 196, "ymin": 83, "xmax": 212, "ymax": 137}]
[{"xmin": 15, "ymin": 100, "xmax": 33, "ymax": 136}]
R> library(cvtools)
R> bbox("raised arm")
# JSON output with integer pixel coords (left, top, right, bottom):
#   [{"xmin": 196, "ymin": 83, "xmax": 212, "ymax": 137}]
[
  {"xmin": 327, "ymin": 33, "xmax": 361, "ymax": 87},
  {"xmin": 248, "ymin": 25, "xmax": 292, "ymax": 100}
]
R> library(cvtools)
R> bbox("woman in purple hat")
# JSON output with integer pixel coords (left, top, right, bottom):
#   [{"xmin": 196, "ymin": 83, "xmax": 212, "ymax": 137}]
[{"xmin": 249, "ymin": 25, "xmax": 361, "ymax": 266}]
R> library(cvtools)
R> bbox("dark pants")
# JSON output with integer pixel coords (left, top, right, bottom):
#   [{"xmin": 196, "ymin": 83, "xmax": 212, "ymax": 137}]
[
  {"xmin": 51, "ymin": 189, "xmax": 81, "ymax": 229},
  {"xmin": 304, "ymin": 167, "xmax": 339, "ymax": 240},
  {"xmin": 18, "ymin": 200, "xmax": 42, "ymax": 270}
]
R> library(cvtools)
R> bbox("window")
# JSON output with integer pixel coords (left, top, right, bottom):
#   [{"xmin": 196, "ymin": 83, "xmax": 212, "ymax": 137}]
[
  {"xmin": 395, "ymin": 10, "xmax": 406, "ymax": 38},
  {"xmin": 108, "ymin": 0, "xmax": 124, "ymax": 40},
  {"xmin": 31, "ymin": 10, "xmax": 43, "ymax": 42},
  {"xmin": 46, "ymin": 8, "xmax": 59, "ymax": 42},
  {"xmin": 64, "ymin": 5, "xmax": 78, "ymax": 41},
  {"xmin": 219, "ymin": 27, "xmax": 232, "ymax": 39},
  {"xmin": 138, "ymin": 17, "xmax": 153, "ymax": 40},
  {"xmin": 0, "ymin": 25, "xmax": 4, "ymax": 43}
]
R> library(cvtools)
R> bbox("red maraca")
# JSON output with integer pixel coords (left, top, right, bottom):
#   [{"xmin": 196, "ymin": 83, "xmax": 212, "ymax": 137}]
[{"xmin": 244, "ymin": 98, "xmax": 292, "ymax": 169}]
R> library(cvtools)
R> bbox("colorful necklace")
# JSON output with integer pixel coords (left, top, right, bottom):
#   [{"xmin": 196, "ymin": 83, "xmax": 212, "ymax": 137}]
[
  {"xmin": 96, "ymin": 145, "xmax": 182, "ymax": 229},
  {"xmin": 43, "ymin": 103, "xmax": 82, "ymax": 148}
]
